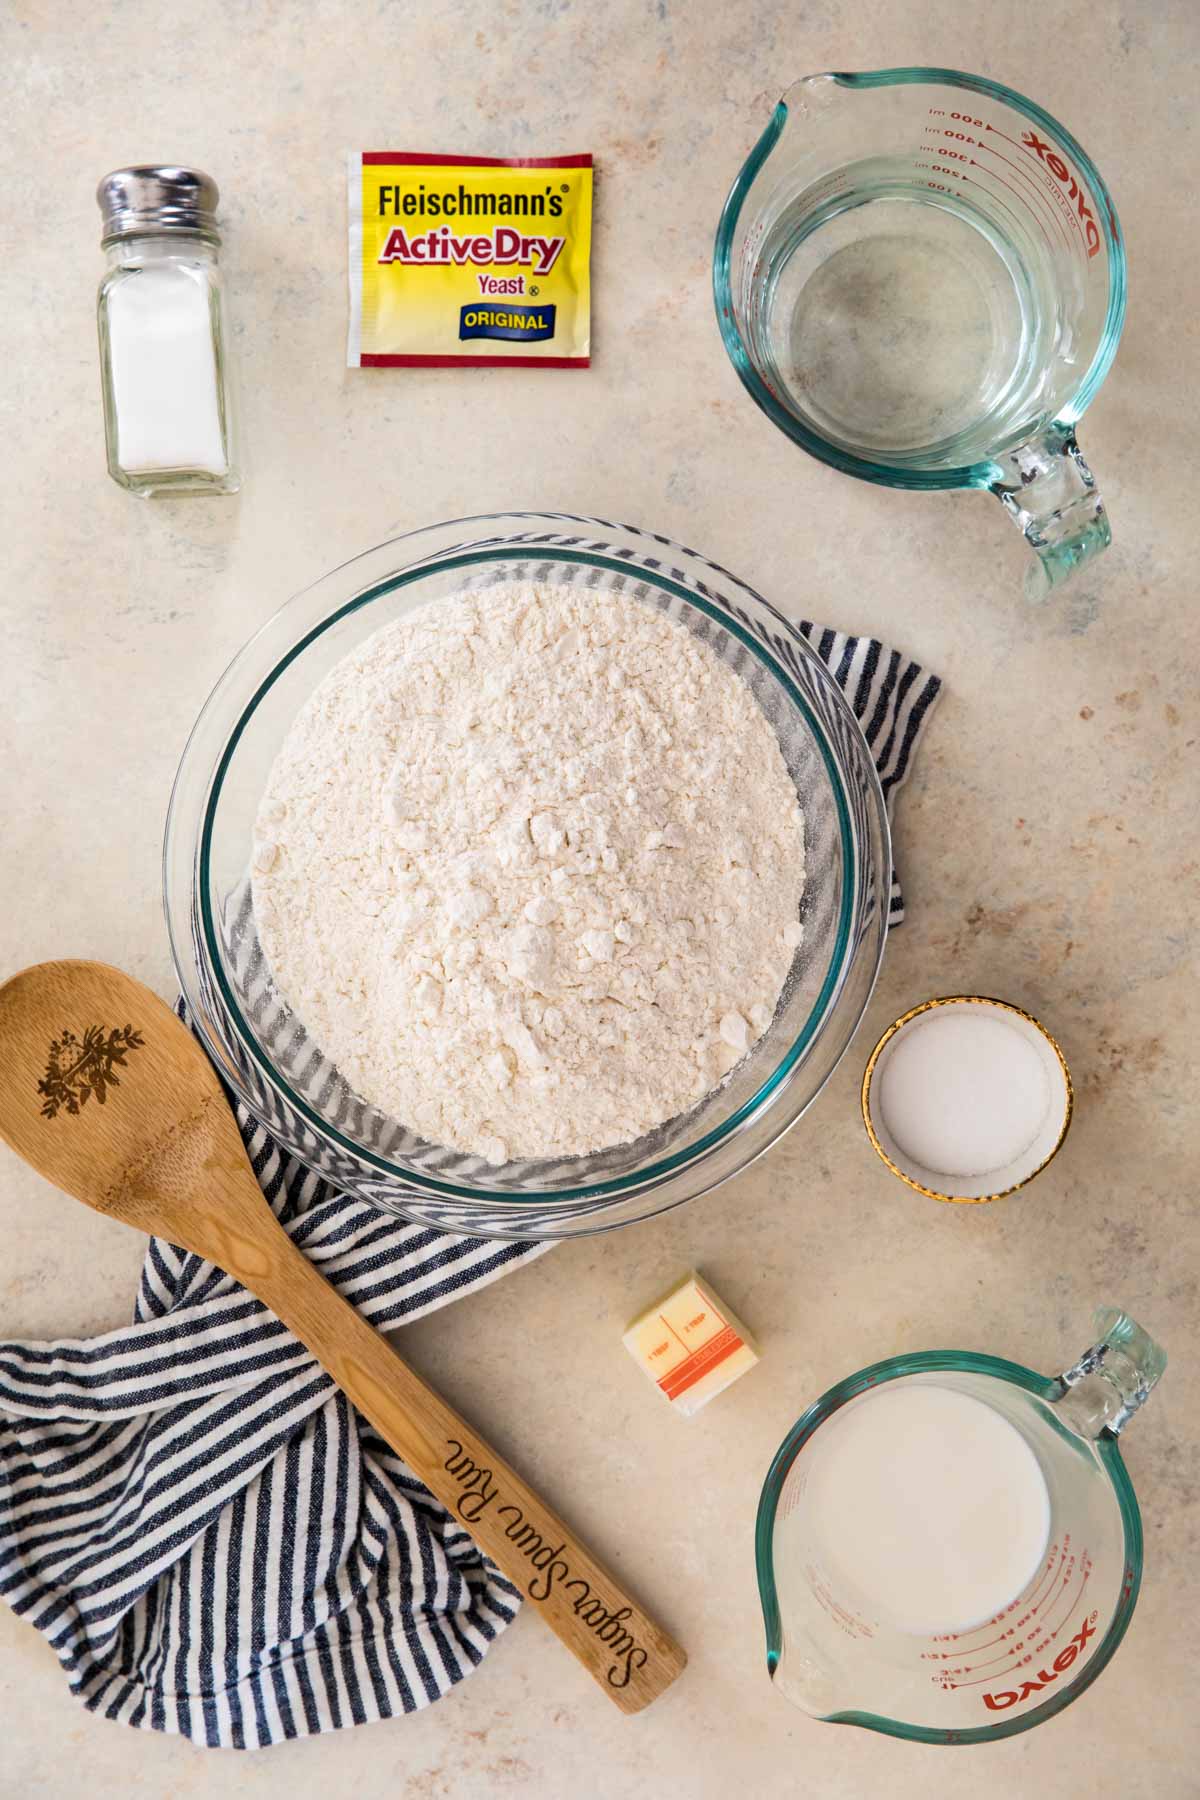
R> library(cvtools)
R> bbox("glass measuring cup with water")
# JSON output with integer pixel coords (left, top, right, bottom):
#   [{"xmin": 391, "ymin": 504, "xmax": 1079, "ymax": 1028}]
[
  {"xmin": 714, "ymin": 70, "xmax": 1125, "ymax": 598},
  {"xmin": 757, "ymin": 1310, "xmax": 1165, "ymax": 1744}
]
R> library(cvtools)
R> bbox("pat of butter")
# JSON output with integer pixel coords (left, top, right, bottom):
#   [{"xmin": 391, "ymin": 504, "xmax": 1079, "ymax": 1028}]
[{"xmin": 622, "ymin": 1271, "xmax": 759, "ymax": 1417}]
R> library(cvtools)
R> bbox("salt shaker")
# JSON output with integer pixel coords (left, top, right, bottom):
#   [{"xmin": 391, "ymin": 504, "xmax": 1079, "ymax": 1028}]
[{"xmin": 96, "ymin": 166, "xmax": 239, "ymax": 496}]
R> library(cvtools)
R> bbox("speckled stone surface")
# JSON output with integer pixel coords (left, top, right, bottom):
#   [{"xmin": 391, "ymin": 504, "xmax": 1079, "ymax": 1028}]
[{"xmin": 1, "ymin": 2, "xmax": 1197, "ymax": 1795}]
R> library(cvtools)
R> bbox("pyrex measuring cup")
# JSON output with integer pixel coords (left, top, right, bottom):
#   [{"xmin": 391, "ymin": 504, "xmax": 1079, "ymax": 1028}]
[
  {"xmin": 757, "ymin": 1309, "xmax": 1165, "ymax": 1744},
  {"xmin": 714, "ymin": 70, "xmax": 1126, "ymax": 599}
]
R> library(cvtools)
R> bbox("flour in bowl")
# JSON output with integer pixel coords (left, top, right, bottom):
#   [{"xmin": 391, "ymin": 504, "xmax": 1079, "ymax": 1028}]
[{"xmin": 252, "ymin": 581, "xmax": 806, "ymax": 1163}]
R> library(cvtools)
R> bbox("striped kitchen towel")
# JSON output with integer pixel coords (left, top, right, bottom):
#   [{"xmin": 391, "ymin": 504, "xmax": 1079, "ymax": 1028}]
[
  {"xmin": 0, "ymin": 627, "xmax": 939, "ymax": 1749},
  {"xmin": 794, "ymin": 621, "xmax": 941, "ymax": 924}
]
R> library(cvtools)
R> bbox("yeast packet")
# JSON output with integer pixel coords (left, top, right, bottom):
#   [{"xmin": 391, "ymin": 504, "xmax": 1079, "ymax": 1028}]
[{"xmin": 348, "ymin": 152, "xmax": 593, "ymax": 368}]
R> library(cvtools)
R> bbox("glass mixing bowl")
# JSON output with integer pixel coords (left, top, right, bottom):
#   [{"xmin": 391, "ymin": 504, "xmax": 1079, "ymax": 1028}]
[{"xmin": 164, "ymin": 513, "xmax": 890, "ymax": 1237}]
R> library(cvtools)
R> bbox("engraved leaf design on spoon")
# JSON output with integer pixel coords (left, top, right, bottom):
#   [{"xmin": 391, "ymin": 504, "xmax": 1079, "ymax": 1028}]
[{"xmin": 37, "ymin": 1024, "xmax": 146, "ymax": 1119}]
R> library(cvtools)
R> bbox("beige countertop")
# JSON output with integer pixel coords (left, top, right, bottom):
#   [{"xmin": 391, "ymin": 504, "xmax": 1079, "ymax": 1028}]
[{"xmin": 2, "ymin": 1, "xmax": 1197, "ymax": 1795}]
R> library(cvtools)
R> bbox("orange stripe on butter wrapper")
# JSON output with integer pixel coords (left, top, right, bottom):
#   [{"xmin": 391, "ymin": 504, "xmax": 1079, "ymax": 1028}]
[{"xmin": 623, "ymin": 1273, "xmax": 759, "ymax": 1418}]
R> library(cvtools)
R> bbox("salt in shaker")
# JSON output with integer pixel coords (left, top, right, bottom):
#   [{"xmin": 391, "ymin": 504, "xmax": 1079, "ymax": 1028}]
[{"xmin": 96, "ymin": 166, "xmax": 239, "ymax": 496}]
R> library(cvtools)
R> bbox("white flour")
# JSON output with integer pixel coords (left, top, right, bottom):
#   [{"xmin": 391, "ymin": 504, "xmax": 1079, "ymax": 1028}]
[{"xmin": 252, "ymin": 581, "xmax": 806, "ymax": 1163}]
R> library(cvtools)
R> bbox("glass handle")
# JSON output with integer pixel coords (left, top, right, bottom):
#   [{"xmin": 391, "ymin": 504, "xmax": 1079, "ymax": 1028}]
[
  {"xmin": 1053, "ymin": 1308, "xmax": 1167, "ymax": 1439},
  {"xmin": 990, "ymin": 429, "xmax": 1111, "ymax": 600}
]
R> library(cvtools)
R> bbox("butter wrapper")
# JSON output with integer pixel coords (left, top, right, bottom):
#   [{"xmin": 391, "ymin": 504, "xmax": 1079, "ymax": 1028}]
[
  {"xmin": 348, "ymin": 151, "xmax": 592, "ymax": 368},
  {"xmin": 623, "ymin": 1272, "xmax": 760, "ymax": 1418}
]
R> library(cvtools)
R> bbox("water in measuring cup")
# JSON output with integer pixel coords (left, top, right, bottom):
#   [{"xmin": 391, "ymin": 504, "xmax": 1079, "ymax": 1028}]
[
  {"xmin": 756, "ymin": 157, "xmax": 1060, "ymax": 464},
  {"xmin": 801, "ymin": 1385, "xmax": 1051, "ymax": 1635}
]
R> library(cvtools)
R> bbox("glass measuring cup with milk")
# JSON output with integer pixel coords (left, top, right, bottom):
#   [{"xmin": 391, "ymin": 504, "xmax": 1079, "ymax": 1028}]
[{"xmin": 757, "ymin": 1310, "xmax": 1165, "ymax": 1744}]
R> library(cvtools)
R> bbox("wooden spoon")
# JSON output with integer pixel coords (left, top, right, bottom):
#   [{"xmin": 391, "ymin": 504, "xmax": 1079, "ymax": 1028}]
[{"xmin": 0, "ymin": 960, "xmax": 685, "ymax": 1714}]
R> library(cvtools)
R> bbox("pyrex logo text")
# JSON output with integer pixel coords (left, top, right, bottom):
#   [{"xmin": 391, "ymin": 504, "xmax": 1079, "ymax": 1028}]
[
  {"xmin": 1022, "ymin": 131, "xmax": 1102, "ymax": 258},
  {"xmin": 982, "ymin": 1614, "xmax": 1097, "ymax": 1710}
]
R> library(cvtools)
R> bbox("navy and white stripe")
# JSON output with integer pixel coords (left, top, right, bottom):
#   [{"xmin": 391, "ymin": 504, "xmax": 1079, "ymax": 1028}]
[
  {"xmin": 0, "ymin": 1100, "xmax": 549, "ymax": 1748},
  {"xmin": 794, "ymin": 622, "xmax": 941, "ymax": 923},
  {"xmin": 0, "ymin": 624, "xmax": 938, "ymax": 1748}
]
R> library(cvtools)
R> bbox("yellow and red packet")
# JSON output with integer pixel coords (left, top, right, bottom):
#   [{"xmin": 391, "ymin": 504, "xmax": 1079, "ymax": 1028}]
[{"xmin": 348, "ymin": 151, "xmax": 593, "ymax": 368}]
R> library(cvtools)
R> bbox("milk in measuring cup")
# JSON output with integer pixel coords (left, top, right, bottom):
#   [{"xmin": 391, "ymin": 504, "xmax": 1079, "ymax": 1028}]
[{"xmin": 803, "ymin": 1385, "xmax": 1051, "ymax": 1634}]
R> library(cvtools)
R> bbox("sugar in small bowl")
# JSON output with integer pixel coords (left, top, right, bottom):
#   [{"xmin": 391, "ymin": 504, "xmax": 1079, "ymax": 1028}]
[{"xmin": 861, "ymin": 996, "xmax": 1073, "ymax": 1202}]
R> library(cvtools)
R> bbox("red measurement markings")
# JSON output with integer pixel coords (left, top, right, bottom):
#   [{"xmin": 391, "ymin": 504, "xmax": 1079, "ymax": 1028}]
[
  {"xmin": 1038, "ymin": 1555, "xmax": 1093, "ymax": 1644},
  {"xmin": 939, "ymin": 1540, "xmax": 1066, "ymax": 1646},
  {"xmin": 938, "ymin": 1640, "xmax": 1052, "ymax": 1691},
  {"xmin": 777, "ymin": 1470, "xmax": 807, "ymax": 1522},
  {"xmin": 967, "ymin": 1610, "xmax": 1100, "ymax": 1708},
  {"xmin": 923, "ymin": 1618, "xmax": 1026, "ymax": 1661},
  {"xmin": 947, "ymin": 1642, "xmax": 1039, "ymax": 1677},
  {"xmin": 960, "ymin": 174, "xmax": 1045, "ymax": 252},
  {"xmin": 804, "ymin": 1565, "xmax": 875, "ymax": 1641},
  {"xmin": 937, "ymin": 1624, "xmax": 1040, "ymax": 1679},
  {"xmin": 794, "ymin": 171, "xmax": 849, "ymax": 220},
  {"xmin": 942, "ymin": 1656, "xmax": 1037, "ymax": 1691},
  {"xmin": 944, "ymin": 1604, "xmax": 1097, "ymax": 1694},
  {"xmin": 1021, "ymin": 128, "xmax": 1102, "ymax": 254},
  {"xmin": 1018, "ymin": 1561, "xmax": 1078, "ymax": 1660},
  {"xmin": 975, "ymin": 142, "xmax": 1074, "ymax": 250},
  {"xmin": 1040, "ymin": 174, "xmax": 1084, "ymax": 244},
  {"xmin": 939, "ymin": 1559, "xmax": 1095, "ymax": 1692},
  {"xmin": 923, "ymin": 1544, "xmax": 1075, "ymax": 1679},
  {"xmin": 924, "ymin": 128, "xmax": 982, "ymax": 149},
  {"xmin": 1023, "ymin": 1549, "xmax": 1072, "ymax": 1621},
  {"xmin": 983, "ymin": 123, "xmax": 1090, "ymax": 254},
  {"xmin": 967, "ymin": 164, "xmax": 1056, "ymax": 253},
  {"xmin": 1020, "ymin": 1542, "xmax": 1068, "ymax": 1616},
  {"xmin": 928, "ymin": 1567, "xmax": 1047, "ymax": 1648},
  {"xmin": 986, "ymin": 123, "xmax": 1040, "ymax": 152}
]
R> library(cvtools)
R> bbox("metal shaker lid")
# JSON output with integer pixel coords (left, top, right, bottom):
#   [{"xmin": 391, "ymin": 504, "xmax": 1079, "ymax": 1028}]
[{"xmin": 96, "ymin": 166, "xmax": 221, "ymax": 246}]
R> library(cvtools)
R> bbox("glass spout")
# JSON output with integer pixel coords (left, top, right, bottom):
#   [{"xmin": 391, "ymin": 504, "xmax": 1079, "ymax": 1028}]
[
  {"xmin": 1054, "ymin": 1308, "xmax": 1167, "ymax": 1438},
  {"xmin": 769, "ymin": 1643, "xmax": 844, "ymax": 1719}
]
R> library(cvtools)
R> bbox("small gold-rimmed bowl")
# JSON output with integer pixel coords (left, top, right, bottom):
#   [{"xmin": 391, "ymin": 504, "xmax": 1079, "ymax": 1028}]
[{"xmin": 861, "ymin": 995, "xmax": 1073, "ymax": 1203}]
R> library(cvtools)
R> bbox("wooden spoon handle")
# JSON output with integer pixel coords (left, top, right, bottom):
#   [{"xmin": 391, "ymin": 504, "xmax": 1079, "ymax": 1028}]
[{"xmin": 199, "ymin": 1169, "xmax": 686, "ymax": 1714}]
